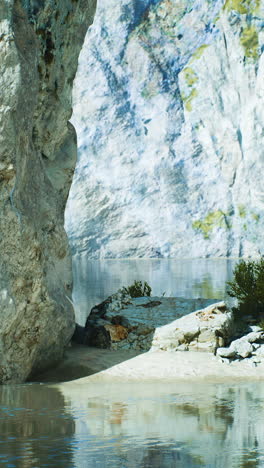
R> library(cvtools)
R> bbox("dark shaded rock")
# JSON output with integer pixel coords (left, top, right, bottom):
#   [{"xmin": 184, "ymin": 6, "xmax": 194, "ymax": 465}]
[
  {"xmin": 137, "ymin": 301, "xmax": 162, "ymax": 308},
  {"xmin": 88, "ymin": 325, "xmax": 111, "ymax": 349},
  {"xmin": 85, "ymin": 291, "xmax": 219, "ymax": 351}
]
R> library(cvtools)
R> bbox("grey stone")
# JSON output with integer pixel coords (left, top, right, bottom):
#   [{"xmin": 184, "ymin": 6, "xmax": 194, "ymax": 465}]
[
  {"xmin": 230, "ymin": 340, "xmax": 253, "ymax": 358},
  {"xmin": 254, "ymin": 345, "xmax": 264, "ymax": 357},
  {"xmin": 0, "ymin": 0, "xmax": 96, "ymax": 383},
  {"xmin": 217, "ymin": 333, "xmax": 264, "ymax": 362},
  {"xmin": 249, "ymin": 326, "xmax": 262, "ymax": 333},
  {"xmin": 128, "ymin": 333, "xmax": 138, "ymax": 343},
  {"xmin": 216, "ymin": 347, "xmax": 236, "ymax": 359},
  {"xmin": 245, "ymin": 332, "xmax": 264, "ymax": 344}
]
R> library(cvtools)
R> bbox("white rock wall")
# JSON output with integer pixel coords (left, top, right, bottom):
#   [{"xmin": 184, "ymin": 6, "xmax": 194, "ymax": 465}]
[{"xmin": 66, "ymin": 0, "xmax": 264, "ymax": 258}]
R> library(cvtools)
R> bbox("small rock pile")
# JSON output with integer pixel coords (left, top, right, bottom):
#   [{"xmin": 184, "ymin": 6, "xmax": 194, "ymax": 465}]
[{"xmin": 217, "ymin": 327, "xmax": 264, "ymax": 364}]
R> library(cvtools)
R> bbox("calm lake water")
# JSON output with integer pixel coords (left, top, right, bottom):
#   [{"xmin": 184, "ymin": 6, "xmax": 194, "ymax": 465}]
[
  {"xmin": 1, "ymin": 381, "xmax": 264, "ymax": 467},
  {"xmin": 72, "ymin": 257, "xmax": 237, "ymax": 325},
  {"xmin": 2, "ymin": 257, "xmax": 260, "ymax": 468}
]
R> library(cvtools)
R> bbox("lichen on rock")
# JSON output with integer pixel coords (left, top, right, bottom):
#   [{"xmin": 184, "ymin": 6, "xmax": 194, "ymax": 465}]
[
  {"xmin": 192, "ymin": 210, "xmax": 229, "ymax": 240},
  {"xmin": 223, "ymin": 0, "xmax": 260, "ymax": 15},
  {"xmin": 66, "ymin": 0, "xmax": 264, "ymax": 259},
  {"xmin": 240, "ymin": 25, "xmax": 259, "ymax": 59}
]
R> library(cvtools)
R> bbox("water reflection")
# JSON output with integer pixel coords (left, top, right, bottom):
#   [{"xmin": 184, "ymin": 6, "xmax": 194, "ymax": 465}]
[
  {"xmin": 72, "ymin": 256, "xmax": 237, "ymax": 325},
  {"xmin": 0, "ymin": 381, "xmax": 264, "ymax": 466},
  {"xmin": 0, "ymin": 384, "xmax": 74, "ymax": 467},
  {"xmin": 60, "ymin": 381, "xmax": 264, "ymax": 468}
]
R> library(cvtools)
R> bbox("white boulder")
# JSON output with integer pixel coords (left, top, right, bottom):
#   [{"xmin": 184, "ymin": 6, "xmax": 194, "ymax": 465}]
[{"xmin": 151, "ymin": 302, "xmax": 233, "ymax": 353}]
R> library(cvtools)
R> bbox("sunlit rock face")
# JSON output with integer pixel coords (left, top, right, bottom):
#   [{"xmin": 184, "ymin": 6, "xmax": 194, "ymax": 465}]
[
  {"xmin": 0, "ymin": 0, "xmax": 96, "ymax": 382},
  {"xmin": 66, "ymin": 0, "xmax": 264, "ymax": 259}
]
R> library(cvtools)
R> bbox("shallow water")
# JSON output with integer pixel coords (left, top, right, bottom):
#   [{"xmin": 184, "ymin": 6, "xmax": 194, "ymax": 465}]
[
  {"xmin": 72, "ymin": 257, "xmax": 237, "ymax": 325},
  {"xmin": 1, "ymin": 381, "xmax": 264, "ymax": 467},
  {"xmin": 1, "ymin": 257, "xmax": 254, "ymax": 468}
]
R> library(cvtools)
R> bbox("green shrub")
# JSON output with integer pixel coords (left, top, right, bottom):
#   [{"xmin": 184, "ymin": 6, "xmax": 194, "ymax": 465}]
[
  {"xmin": 227, "ymin": 259, "xmax": 264, "ymax": 320},
  {"xmin": 121, "ymin": 280, "xmax": 152, "ymax": 298}
]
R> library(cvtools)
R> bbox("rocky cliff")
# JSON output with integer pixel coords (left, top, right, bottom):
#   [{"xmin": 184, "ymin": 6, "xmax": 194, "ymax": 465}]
[
  {"xmin": 66, "ymin": 0, "xmax": 264, "ymax": 258},
  {"xmin": 0, "ymin": 0, "xmax": 96, "ymax": 382}
]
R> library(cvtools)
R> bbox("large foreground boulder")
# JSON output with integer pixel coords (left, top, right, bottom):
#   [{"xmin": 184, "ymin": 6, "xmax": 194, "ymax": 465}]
[
  {"xmin": 0, "ymin": 0, "xmax": 96, "ymax": 383},
  {"xmin": 84, "ymin": 291, "xmax": 222, "ymax": 351}
]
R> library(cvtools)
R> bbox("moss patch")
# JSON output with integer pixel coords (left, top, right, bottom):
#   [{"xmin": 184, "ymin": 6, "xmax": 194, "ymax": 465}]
[
  {"xmin": 191, "ymin": 44, "xmax": 209, "ymax": 62},
  {"xmin": 252, "ymin": 213, "xmax": 260, "ymax": 222},
  {"xmin": 181, "ymin": 88, "xmax": 198, "ymax": 112},
  {"xmin": 181, "ymin": 66, "xmax": 199, "ymax": 112},
  {"xmin": 240, "ymin": 26, "xmax": 259, "ymax": 59},
  {"xmin": 183, "ymin": 67, "xmax": 198, "ymax": 87},
  {"xmin": 213, "ymin": 15, "xmax": 220, "ymax": 24},
  {"xmin": 223, "ymin": 0, "xmax": 260, "ymax": 15},
  {"xmin": 238, "ymin": 205, "xmax": 246, "ymax": 218},
  {"xmin": 192, "ymin": 210, "xmax": 228, "ymax": 239}
]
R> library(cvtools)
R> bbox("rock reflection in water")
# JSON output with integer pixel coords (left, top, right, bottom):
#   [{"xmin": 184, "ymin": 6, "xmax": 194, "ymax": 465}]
[
  {"xmin": 60, "ymin": 381, "xmax": 264, "ymax": 467},
  {"xmin": 0, "ymin": 384, "xmax": 74, "ymax": 467},
  {"xmin": 1, "ymin": 381, "xmax": 264, "ymax": 467},
  {"xmin": 72, "ymin": 257, "xmax": 237, "ymax": 325}
]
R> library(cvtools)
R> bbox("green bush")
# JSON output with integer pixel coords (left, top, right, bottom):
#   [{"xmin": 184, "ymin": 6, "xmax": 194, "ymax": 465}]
[
  {"xmin": 121, "ymin": 280, "xmax": 152, "ymax": 298},
  {"xmin": 227, "ymin": 259, "xmax": 264, "ymax": 320}
]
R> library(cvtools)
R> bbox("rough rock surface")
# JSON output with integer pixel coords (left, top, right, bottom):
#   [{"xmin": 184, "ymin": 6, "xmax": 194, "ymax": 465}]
[
  {"xmin": 66, "ymin": 0, "xmax": 264, "ymax": 258},
  {"xmin": 217, "ymin": 328, "xmax": 264, "ymax": 362},
  {"xmin": 151, "ymin": 301, "xmax": 234, "ymax": 352},
  {"xmin": 84, "ymin": 292, "xmax": 222, "ymax": 351},
  {"xmin": 0, "ymin": 0, "xmax": 96, "ymax": 383}
]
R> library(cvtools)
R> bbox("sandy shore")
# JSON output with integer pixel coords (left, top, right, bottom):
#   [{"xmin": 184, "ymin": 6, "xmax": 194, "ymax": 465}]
[
  {"xmin": 55, "ymin": 345, "xmax": 264, "ymax": 388},
  {"xmin": 33, "ymin": 344, "xmax": 141, "ymax": 382}
]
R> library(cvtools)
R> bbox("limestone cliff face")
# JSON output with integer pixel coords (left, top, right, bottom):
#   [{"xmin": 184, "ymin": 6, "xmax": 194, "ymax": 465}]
[
  {"xmin": 0, "ymin": 0, "xmax": 96, "ymax": 382},
  {"xmin": 66, "ymin": 0, "xmax": 264, "ymax": 259}
]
